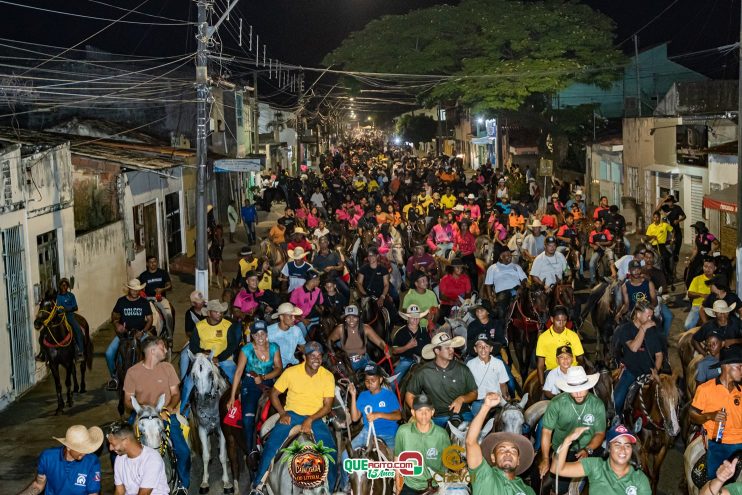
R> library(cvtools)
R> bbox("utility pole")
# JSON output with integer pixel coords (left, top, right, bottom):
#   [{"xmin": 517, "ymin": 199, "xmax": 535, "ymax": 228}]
[
  {"xmin": 296, "ymin": 73, "xmax": 305, "ymax": 174},
  {"xmin": 253, "ymin": 70, "xmax": 259, "ymax": 156},
  {"xmin": 634, "ymin": 35, "xmax": 642, "ymax": 117},
  {"xmin": 736, "ymin": 0, "xmax": 742, "ymax": 297},
  {"xmin": 194, "ymin": 0, "xmax": 240, "ymax": 297}
]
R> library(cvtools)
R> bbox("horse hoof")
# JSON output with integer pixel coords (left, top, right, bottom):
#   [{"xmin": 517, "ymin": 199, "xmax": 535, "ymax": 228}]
[
  {"xmin": 199, "ymin": 487, "xmax": 209, "ymax": 494},
  {"xmin": 224, "ymin": 487, "xmax": 234, "ymax": 494}
]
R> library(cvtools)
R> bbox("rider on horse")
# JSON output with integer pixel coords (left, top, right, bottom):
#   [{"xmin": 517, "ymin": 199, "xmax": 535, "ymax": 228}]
[
  {"xmin": 123, "ymin": 336, "xmax": 190, "ymax": 492},
  {"xmin": 106, "ymin": 278, "xmax": 153, "ymax": 391},
  {"xmin": 37, "ymin": 278, "xmax": 85, "ymax": 362},
  {"xmin": 529, "ymin": 236, "xmax": 570, "ymax": 292},
  {"xmin": 328, "ymin": 305, "xmax": 391, "ymax": 372},
  {"xmin": 535, "ymin": 306, "xmax": 587, "ymax": 386}
]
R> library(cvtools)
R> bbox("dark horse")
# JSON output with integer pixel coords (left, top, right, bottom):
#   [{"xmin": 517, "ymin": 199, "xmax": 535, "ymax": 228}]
[
  {"xmin": 508, "ymin": 286, "xmax": 549, "ymax": 379},
  {"xmin": 33, "ymin": 292, "xmax": 93, "ymax": 415}
]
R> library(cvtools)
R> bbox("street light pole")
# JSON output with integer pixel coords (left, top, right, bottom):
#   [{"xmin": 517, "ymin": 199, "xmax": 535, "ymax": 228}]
[{"xmin": 194, "ymin": 0, "xmax": 210, "ymax": 298}]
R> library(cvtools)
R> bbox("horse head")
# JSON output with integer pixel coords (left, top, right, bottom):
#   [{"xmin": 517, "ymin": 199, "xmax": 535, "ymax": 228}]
[
  {"xmin": 132, "ymin": 393, "xmax": 167, "ymax": 451},
  {"xmin": 191, "ymin": 352, "xmax": 227, "ymax": 399},
  {"xmin": 592, "ymin": 361, "xmax": 616, "ymax": 421},
  {"xmin": 656, "ymin": 373, "xmax": 681, "ymax": 437},
  {"xmin": 34, "ymin": 290, "xmax": 61, "ymax": 330},
  {"xmin": 496, "ymin": 395, "xmax": 529, "ymax": 435}
]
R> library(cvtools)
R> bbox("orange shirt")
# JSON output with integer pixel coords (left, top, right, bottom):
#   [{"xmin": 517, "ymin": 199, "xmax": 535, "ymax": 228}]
[
  {"xmin": 269, "ymin": 224, "xmax": 285, "ymax": 244},
  {"xmin": 692, "ymin": 378, "xmax": 742, "ymax": 444},
  {"xmin": 509, "ymin": 212, "xmax": 525, "ymax": 230}
]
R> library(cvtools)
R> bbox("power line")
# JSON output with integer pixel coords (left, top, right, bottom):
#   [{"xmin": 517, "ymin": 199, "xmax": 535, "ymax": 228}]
[{"xmin": 0, "ymin": 0, "xmax": 192, "ymax": 26}]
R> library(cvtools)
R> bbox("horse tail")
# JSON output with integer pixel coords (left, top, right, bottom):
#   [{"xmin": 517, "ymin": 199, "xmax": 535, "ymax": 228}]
[{"xmin": 85, "ymin": 336, "xmax": 94, "ymax": 371}]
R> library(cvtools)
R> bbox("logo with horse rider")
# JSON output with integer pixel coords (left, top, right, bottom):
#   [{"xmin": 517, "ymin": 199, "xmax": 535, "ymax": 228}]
[
  {"xmin": 281, "ymin": 437, "xmax": 336, "ymax": 489},
  {"xmin": 343, "ymin": 450, "xmax": 423, "ymax": 479}
]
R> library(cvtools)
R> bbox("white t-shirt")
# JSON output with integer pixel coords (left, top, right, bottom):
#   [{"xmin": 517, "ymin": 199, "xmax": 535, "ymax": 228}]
[
  {"xmin": 485, "ymin": 262, "xmax": 527, "ymax": 293},
  {"xmin": 614, "ymin": 255, "xmax": 644, "ymax": 280},
  {"xmin": 467, "ymin": 357, "xmax": 509, "ymax": 400},
  {"xmin": 530, "ymin": 252, "xmax": 568, "ymax": 287},
  {"xmin": 543, "ymin": 366, "xmax": 570, "ymax": 395},
  {"xmin": 310, "ymin": 192, "xmax": 325, "ymax": 208},
  {"xmin": 114, "ymin": 445, "xmax": 169, "ymax": 495}
]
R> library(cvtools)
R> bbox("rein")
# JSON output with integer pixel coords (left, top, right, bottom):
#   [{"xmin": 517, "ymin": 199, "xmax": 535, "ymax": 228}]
[
  {"xmin": 637, "ymin": 376, "xmax": 673, "ymax": 432},
  {"xmin": 39, "ymin": 304, "xmax": 73, "ymax": 348},
  {"xmin": 363, "ymin": 404, "xmax": 389, "ymax": 495}
]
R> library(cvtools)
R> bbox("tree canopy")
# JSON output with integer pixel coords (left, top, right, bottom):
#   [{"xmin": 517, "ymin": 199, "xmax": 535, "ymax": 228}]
[
  {"xmin": 323, "ymin": 0, "xmax": 625, "ymax": 111},
  {"xmin": 396, "ymin": 114, "xmax": 438, "ymax": 144}
]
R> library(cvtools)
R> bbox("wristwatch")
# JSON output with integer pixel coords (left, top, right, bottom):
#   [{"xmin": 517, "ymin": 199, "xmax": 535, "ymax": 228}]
[{"xmin": 585, "ymin": 447, "xmax": 594, "ymax": 456}]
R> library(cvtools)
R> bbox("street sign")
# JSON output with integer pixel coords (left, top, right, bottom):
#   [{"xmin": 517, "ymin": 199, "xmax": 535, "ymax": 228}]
[
  {"xmin": 539, "ymin": 158, "xmax": 553, "ymax": 176},
  {"xmin": 214, "ymin": 158, "xmax": 263, "ymax": 173}
]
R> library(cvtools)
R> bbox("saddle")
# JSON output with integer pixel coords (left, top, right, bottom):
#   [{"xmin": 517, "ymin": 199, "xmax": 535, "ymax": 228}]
[{"xmin": 624, "ymin": 374, "xmax": 652, "ymax": 430}]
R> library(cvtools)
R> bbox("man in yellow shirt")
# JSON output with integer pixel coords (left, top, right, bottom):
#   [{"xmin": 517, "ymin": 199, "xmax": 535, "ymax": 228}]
[
  {"xmin": 238, "ymin": 247, "xmax": 259, "ymax": 279},
  {"xmin": 402, "ymin": 197, "xmax": 425, "ymax": 223},
  {"xmin": 181, "ymin": 300, "xmax": 241, "ymax": 414},
  {"xmin": 686, "ymin": 257, "xmax": 716, "ymax": 330},
  {"xmin": 645, "ymin": 212, "xmax": 674, "ymax": 279},
  {"xmin": 535, "ymin": 306, "xmax": 586, "ymax": 386},
  {"xmin": 441, "ymin": 186, "xmax": 457, "ymax": 210},
  {"xmin": 253, "ymin": 342, "xmax": 337, "ymax": 489}
]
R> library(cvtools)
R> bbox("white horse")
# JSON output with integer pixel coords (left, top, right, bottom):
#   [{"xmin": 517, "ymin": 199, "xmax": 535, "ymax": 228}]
[{"xmin": 189, "ymin": 353, "xmax": 233, "ymax": 494}]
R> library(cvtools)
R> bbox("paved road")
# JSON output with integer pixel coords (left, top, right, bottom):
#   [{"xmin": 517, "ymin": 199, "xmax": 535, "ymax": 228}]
[{"xmin": 0, "ymin": 209, "xmax": 694, "ymax": 494}]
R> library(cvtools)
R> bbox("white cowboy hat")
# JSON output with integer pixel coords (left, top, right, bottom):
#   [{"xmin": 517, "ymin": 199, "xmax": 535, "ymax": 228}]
[
  {"xmin": 399, "ymin": 304, "xmax": 430, "ymax": 321},
  {"xmin": 467, "ymin": 194, "xmax": 476, "ymax": 200},
  {"xmin": 54, "ymin": 425, "xmax": 104, "ymax": 454},
  {"xmin": 287, "ymin": 246, "xmax": 308, "ymax": 260},
  {"xmin": 555, "ymin": 366, "xmax": 600, "ymax": 393},
  {"xmin": 293, "ymin": 227, "xmax": 307, "ymax": 236},
  {"xmin": 528, "ymin": 219, "xmax": 543, "ymax": 229},
  {"xmin": 205, "ymin": 299, "xmax": 229, "ymax": 313},
  {"xmin": 272, "ymin": 302, "xmax": 303, "ymax": 319},
  {"xmin": 125, "ymin": 278, "xmax": 146, "ymax": 291},
  {"xmin": 704, "ymin": 300, "xmax": 737, "ymax": 317},
  {"xmin": 453, "ymin": 204, "xmax": 465, "ymax": 212},
  {"xmin": 422, "ymin": 332, "xmax": 466, "ymax": 360}
]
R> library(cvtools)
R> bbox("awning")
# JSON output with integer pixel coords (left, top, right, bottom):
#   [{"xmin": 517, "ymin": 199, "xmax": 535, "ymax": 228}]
[
  {"xmin": 471, "ymin": 136, "xmax": 495, "ymax": 145},
  {"xmin": 703, "ymin": 185, "xmax": 738, "ymax": 213}
]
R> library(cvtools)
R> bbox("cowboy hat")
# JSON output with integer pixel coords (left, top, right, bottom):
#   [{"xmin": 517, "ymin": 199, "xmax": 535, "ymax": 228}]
[
  {"xmin": 422, "ymin": 332, "xmax": 466, "ymax": 360},
  {"xmin": 272, "ymin": 302, "xmax": 303, "ymax": 319},
  {"xmin": 467, "ymin": 194, "xmax": 476, "ymax": 200},
  {"xmin": 555, "ymin": 366, "xmax": 600, "ymax": 393},
  {"xmin": 528, "ymin": 219, "xmax": 543, "ymax": 229},
  {"xmin": 205, "ymin": 300, "xmax": 229, "ymax": 313},
  {"xmin": 287, "ymin": 246, "xmax": 308, "ymax": 260},
  {"xmin": 399, "ymin": 304, "xmax": 430, "ymax": 320},
  {"xmin": 189, "ymin": 290, "xmax": 205, "ymax": 304},
  {"xmin": 453, "ymin": 204, "xmax": 465, "ymax": 212},
  {"xmin": 293, "ymin": 227, "xmax": 307, "ymax": 236},
  {"xmin": 125, "ymin": 278, "xmax": 146, "ymax": 291},
  {"xmin": 704, "ymin": 300, "xmax": 737, "ymax": 317},
  {"xmin": 480, "ymin": 431, "xmax": 535, "ymax": 475},
  {"xmin": 54, "ymin": 425, "xmax": 104, "ymax": 454}
]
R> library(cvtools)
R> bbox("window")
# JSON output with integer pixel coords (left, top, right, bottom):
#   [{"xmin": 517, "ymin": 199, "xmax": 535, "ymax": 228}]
[
  {"xmin": 235, "ymin": 93, "xmax": 244, "ymax": 127},
  {"xmin": 627, "ymin": 166, "xmax": 639, "ymax": 199},
  {"xmin": 133, "ymin": 205, "xmax": 145, "ymax": 253}
]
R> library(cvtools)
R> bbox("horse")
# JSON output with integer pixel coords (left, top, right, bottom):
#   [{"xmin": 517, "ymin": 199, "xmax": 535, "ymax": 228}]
[
  {"xmin": 585, "ymin": 279, "xmax": 621, "ymax": 358},
  {"xmin": 495, "ymin": 395, "xmax": 530, "ymax": 435},
  {"xmin": 189, "ymin": 353, "xmax": 235, "ymax": 494},
  {"xmin": 592, "ymin": 362, "xmax": 617, "ymax": 424},
  {"xmin": 264, "ymin": 428, "xmax": 333, "ymax": 495},
  {"xmin": 132, "ymin": 394, "xmax": 187, "ymax": 494},
  {"xmin": 148, "ymin": 297, "xmax": 176, "ymax": 358},
  {"xmin": 438, "ymin": 318, "xmax": 469, "ymax": 355},
  {"xmin": 509, "ymin": 286, "xmax": 549, "ymax": 378},
  {"xmin": 33, "ymin": 292, "xmax": 92, "ymax": 415},
  {"xmin": 260, "ymin": 239, "xmax": 287, "ymax": 280},
  {"xmin": 550, "ymin": 282, "xmax": 581, "ymax": 330},
  {"xmin": 347, "ymin": 432, "xmax": 394, "ymax": 495},
  {"xmin": 627, "ymin": 373, "xmax": 681, "ymax": 493},
  {"xmin": 360, "ymin": 296, "xmax": 390, "ymax": 365}
]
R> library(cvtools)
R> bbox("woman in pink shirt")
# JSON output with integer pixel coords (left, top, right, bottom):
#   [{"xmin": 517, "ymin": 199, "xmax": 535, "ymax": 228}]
[{"xmin": 289, "ymin": 270, "xmax": 323, "ymax": 336}]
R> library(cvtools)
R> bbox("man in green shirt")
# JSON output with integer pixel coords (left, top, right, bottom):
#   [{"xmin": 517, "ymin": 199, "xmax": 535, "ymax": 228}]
[
  {"xmin": 553, "ymin": 423, "xmax": 651, "ymax": 495},
  {"xmin": 539, "ymin": 366, "xmax": 606, "ymax": 494},
  {"xmin": 394, "ymin": 394, "xmax": 451, "ymax": 494},
  {"xmin": 406, "ymin": 332, "xmax": 477, "ymax": 427},
  {"xmin": 466, "ymin": 391, "xmax": 536, "ymax": 495},
  {"xmin": 401, "ymin": 271, "xmax": 439, "ymax": 330}
]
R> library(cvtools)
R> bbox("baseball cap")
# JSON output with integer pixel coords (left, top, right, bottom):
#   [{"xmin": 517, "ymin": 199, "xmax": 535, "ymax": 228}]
[
  {"xmin": 628, "ymin": 260, "xmax": 642, "ymax": 270},
  {"xmin": 250, "ymin": 320, "xmax": 268, "ymax": 334},
  {"xmin": 304, "ymin": 341, "xmax": 324, "ymax": 356},
  {"xmin": 545, "ymin": 236, "xmax": 557, "ymax": 244},
  {"xmin": 556, "ymin": 345, "xmax": 573, "ymax": 357},
  {"xmin": 362, "ymin": 363, "xmax": 383, "ymax": 377},
  {"xmin": 412, "ymin": 394, "xmax": 435, "ymax": 410},
  {"xmin": 475, "ymin": 333, "xmax": 497, "ymax": 348},
  {"xmin": 607, "ymin": 424, "xmax": 637, "ymax": 444}
]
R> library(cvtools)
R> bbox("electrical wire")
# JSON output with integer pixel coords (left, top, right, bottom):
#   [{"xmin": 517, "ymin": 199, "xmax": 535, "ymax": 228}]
[{"xmin": 0, "ymin": 0, "xmax": 192, "ymax": 26}]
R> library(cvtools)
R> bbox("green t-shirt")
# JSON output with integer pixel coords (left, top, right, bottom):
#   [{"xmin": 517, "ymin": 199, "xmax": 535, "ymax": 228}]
[
  {"xmin": 580, "ymin": 458, "xmax": 652, "ymax": 495},
  {"xmin": 406, "ymin": 360, "xmax": 478, "ymax": 417},
  {"xmin": 470, "ymin": 459, "xmax": 536, "ymax": 495},
  {"xmin": 394, "ymin": 422, "xmax": 451, "ymax": 491},
  {"xmin": 542, "ymin": 392, "xmax": 606, "ymax": 451},
  {"xmin": 402, "ymin": 289, "xmax": 439, "ymax": 328},
  {"xmin": 729, "ymin": 483, "xmax": 742, "ymax": 495}
]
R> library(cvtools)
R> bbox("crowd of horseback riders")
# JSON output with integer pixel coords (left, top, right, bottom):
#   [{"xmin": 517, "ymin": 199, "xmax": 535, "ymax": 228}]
[{"xmin": 25, "ymin": 135, "xmax": 742, "ymax": 495}]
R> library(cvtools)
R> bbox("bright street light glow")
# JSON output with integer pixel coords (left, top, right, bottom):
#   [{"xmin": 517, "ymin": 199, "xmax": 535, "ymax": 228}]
[
  {"xmin": 394, "ymin": 137, "xmax": 401, "ymax": 145},
  {"xmin": 477, "ymin": 117, "xmax": 484, "ymax": 124}
]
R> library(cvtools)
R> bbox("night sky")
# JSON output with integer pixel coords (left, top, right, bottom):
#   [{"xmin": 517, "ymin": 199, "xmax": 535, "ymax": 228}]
[{"xmin": 4, "ymin": 0, "xmax": 739, "ymax": 75}]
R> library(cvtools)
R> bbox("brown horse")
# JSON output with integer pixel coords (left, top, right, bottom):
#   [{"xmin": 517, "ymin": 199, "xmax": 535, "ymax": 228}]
[
  {"xmin": 509, "ymin": 286, "xmax": 549, "ymax": 378},
  {"xmin": 260, "ymin": 239, "xmax": 287, "ymax": 280},
  {"xmin": 628, "ymin": 373, "xmax": 681, "ymax": 493},
  {"xmin": 33, "ymin": 293, "xmax": 93, "ymax": 415}
]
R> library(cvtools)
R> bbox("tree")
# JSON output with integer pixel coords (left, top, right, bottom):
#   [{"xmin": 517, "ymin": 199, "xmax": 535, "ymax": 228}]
[
  {"xmin": 323, "ymin": 0, "xmax": 625, "ymax": 112},
  {"xmin": 396, "ymin": 114, "xmax": 437, "ymax": 145}
]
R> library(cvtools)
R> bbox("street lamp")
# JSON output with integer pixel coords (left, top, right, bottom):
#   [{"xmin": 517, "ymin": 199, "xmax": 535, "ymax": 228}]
[{"xmin": 477, "ymin": 117, "xmax": 484, "ymax": 124}]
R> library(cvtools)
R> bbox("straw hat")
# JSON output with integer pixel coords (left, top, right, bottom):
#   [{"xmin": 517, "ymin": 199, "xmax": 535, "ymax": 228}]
[
  {"xmin": 287, "ymin": 246, "xmax": 308, "ymax": 260},
  {"xmin": 399, "ymin": 304, "xmax": 430, "ymax": 320},
  {"xmin": 555, "ymin": 366, "xmax": 600, "ymax": 393},
  {"xmin": 189, "ymin": 290, "xmax": 205, "ymax": 304},
  {"xmin": 125, "ymin": 278, "xmax": 146, "ymax": 291},
  {"xmin": 293, "ymin": 227, "xmax": 307, "ymax": 236},
  {"xmin": 421, "ymin": 332, "xmax": 466, "ymax": 360},
  {"xmin": 205, "ymin": 300, "xmax": 228, "ymax": 313},
  {"xmin": 528, "ymin": 219, "xmax": 543, "ymax": 229},
  {"xmin": 272, "ymin": 302, "xmax": 303, "ymax": 319},
  {"xmin": 480, "ymin": 431, "xmax": 535, "ymax": 475},
  {"xmin": 53, "ymin": 425, "xmax": 104, "ymax": 454},
  {"xmin": 704, "ymin": 300, "xmax": 737, "ymax": 318}
]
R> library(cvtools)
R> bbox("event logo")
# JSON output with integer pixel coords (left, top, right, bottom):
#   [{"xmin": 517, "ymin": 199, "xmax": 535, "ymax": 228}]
[
  {"xmin": 281, "ymin": 440, "xmax": 336, "ymax": 489},
  {"xmin": 343, "ymin": 450, "xmax": 423, "ymax": 479},
  {"xmin": 434, "ymin": 445, "xmax": 474, "ymax": 484}
]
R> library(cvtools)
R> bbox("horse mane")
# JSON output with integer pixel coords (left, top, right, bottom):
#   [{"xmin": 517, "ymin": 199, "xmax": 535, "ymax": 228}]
[{"xmin": 193, "ymin": 353, "xmax": 227, "ymax": 396}]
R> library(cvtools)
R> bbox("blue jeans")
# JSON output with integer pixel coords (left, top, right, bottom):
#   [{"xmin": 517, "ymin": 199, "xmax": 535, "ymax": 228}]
[
  {"xmin": 393, "ymin": 357, "xmax": 415, "ymax": 386},
  {"xmin": 244, "ymin": 221, "xmax": 256, "ymax": 244},
  {"xmin": 180, "ymin": 360, "xmax": 237, "ymax": 415},
  {"xmin": 495, "ymin": 354, "xmax": 518, "ymax": 397},
  {"xmin": 589, "ymin": 252, "xmax": 601, "ymax": 282},
  {"xmin": 106, "ymin": 334, "xmax": 148, "ymax": 377},
  {"xmin": 613, "ymin": 368, "xmax": 635, "ymax": 416},
  {"xmin": 707, "ymin": 441, "xmax": 742, "ymax": 479},
  {"xmin": 471, "ymin": 400, "xmax": 484, "ymax": 417},
  {"xmin": 179, "ymin": 347, "xmax": 192, "ymax": 380},
  {"xmin": 296, "ymin": 317, "xmax": 319, "ymax": 339},
  {"xmin": 254, "ymin": 411, "xmax": 338, "ymax": 489},
  {"xmin": 685, "ymin": 306, "xmax": 701, "ymax": 330},
  {"xmin": 433, "ymin": 411, "xmax": 472, "ymax": 428},
  {"xmin": 340, "ymin": 425, "xmax": 396, "ymax": 489},
  {"xmin": 240, "ymin": 375, "xmax": 274, "ymax": 454},
  {"xmin": 66, "ymin": 312, "xmax": 84, "ymax": 354},
  {"xmin": 659, "ymin": 303, "xmax": 673, "ymax": 338},
  {"xmin": 349, "ymin": 354, "xmax": 370, "ymax": 372}
]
